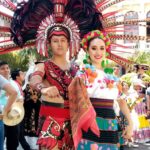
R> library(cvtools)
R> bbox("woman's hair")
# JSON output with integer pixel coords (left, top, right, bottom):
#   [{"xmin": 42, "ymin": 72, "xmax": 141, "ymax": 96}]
[{"xmin": 87, "ymin": 36, "xmax": 101, "ymax": 50}]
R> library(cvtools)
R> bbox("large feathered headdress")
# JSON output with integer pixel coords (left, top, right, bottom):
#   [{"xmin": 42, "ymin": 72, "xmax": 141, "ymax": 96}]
[{"xmin": 10, "ymin": 0, "xmax": 104, "ymax": 59}]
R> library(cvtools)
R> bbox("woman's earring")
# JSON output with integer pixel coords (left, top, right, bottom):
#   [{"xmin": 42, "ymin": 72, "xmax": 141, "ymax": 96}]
[
  {"xmin": 101, "ymin": 52, "xmax": 108, "ymax": 68},
  {"xmin": 101, "ymin": 59, "xmax": 109, "ymax": 68},
  {"xmin": 83, "ymin": 53, "xmax": 90, "ymax": 64}
]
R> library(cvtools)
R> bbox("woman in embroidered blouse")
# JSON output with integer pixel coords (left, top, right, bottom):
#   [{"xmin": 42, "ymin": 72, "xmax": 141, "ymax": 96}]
[
  {"xmin": 30, "ymin": 27, "xmax": 78, "ymax": 150},
  {"xmin": 74, "ymin": 30, "xmax": 133, "ymax": 150}
]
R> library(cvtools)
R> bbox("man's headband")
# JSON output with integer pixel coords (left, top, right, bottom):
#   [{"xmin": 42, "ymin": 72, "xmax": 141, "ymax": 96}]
[{"xmin": 48, "ymin": 26, "xmax": 70, "ymax": 40}]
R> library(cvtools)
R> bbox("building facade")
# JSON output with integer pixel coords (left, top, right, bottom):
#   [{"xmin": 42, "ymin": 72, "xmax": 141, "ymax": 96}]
[{"xmin": 103, "ymin": 0, "xmax": 150, "ymax": 57}]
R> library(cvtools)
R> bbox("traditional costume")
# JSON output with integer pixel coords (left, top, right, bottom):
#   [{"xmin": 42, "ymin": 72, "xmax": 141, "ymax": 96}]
[
  {"xmin": 8, "ymin": 0, "xmax": 104, "ymax": 149},
  {"xmin": 69, "ymin": 30, "xmax": 122, "ymax": 150},
  {"xmin": 121, "ymin": 72, "xmax": 150, "ymax": 143}
]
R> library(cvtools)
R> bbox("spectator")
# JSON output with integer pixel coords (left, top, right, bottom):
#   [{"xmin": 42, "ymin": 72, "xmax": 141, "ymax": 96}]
[{"xmin": 0, "ymin": 75, "xmax": 17, "ymax": 150}]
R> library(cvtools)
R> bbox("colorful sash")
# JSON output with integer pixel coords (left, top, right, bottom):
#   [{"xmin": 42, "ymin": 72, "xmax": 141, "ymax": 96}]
[{"xmin": 68, "ymin": 77, "xmax": 100, "ymax": 149}]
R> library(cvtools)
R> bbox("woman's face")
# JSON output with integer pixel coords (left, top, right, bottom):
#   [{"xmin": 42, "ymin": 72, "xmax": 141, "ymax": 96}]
[
  {"xmin": 122, "ymin": 82, "xmax": 129, "ymax": 93},
  {"xmin": 88, "ymin": 38, "xmax": 106, "ymax": 65},
  {"xmin": 133, "ymin": 85, "xmax": 142, "ymax": 92},
  {"xmin": 49, "ymin": 35, "xmax": 69, "ymax": 57}
]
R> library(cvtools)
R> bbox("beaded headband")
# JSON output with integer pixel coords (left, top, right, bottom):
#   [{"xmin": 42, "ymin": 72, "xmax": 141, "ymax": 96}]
[
  {"xmin": 81, "ymin": 30, "xmax": 111, "ymax": 52},
  {"xmin": 48, "ymin": 27, "xmax": 70, "ymax": 39}
]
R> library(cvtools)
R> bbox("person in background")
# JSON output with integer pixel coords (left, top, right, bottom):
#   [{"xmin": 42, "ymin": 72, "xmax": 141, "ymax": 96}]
[
  {"xmin": 134, "ymin": 64, "xmax": 149, "ymax": 80},
  {"xmin": 30, "ymin": 26, "xmax": 79, "ymax": 149},
  {"xmin": 145, "ymin": 85, "xmax": 150, "ymax": 146},
  {"xmin": 132, "ymin": 65, "xmax": 150, "ymax": 144},
  {"xmin": 0, "ymin": 61, "xmax": 29, "ymax": 150},
  {"xmin": 11, "ymin": 69, "xmax": 31, "ymax": 150},
  {"xmin": 113, "ymin": 65, "xmax": 121, "ymax": 78},
  {"xmin": 23, "ymin": 66, "xmax": 41, "ymax": 150},
  {"xmin": 0, "ymin": 75, "xmax": 17, "ymax": 150},
  {"xmin": 146, "ymin": 86, "xmax": 150, "ymax": 119}
]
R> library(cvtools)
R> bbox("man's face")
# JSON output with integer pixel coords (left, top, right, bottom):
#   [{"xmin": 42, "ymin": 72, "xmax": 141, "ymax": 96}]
[
  {"xmin": 133, "ymin": 85, "xmax": 142, "ymax": 93},
  {"xmin": 113, "ymin": 67, "xmax": 120, "ymax": 76},
  {"xmin": 17, "ymin": 71, "xmax": 25, "ymax": 83},
  {"xmin": 0, "ymin": 64, "xmax": 10, "ymax": 79},
  {"xmin": 138, "ymin": 66, "xmax": 145, "ymax": 74},
  {"xmin": 49, "ymin": 35, "xmax": 69, "ymax": 57},
  {"xmin": 122, "ymin": 81, "xmax": 129, "ymax": 93}
]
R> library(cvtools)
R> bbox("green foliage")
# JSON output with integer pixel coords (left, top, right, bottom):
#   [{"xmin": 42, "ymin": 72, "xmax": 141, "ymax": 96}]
[
  {"xmin": 0, "ymin": 51, "xmax": 30, "ymax": 71},
  {"xmin": 19, "ymin": 48, "xmax": 48, "ymax": 61},
  {"xmin": 128, "ymin": 51, "xmax": 150, "ymax": 66},
  {"xmin": 0, "ymin": 47, "xmax": 52, "ymax": 71}
]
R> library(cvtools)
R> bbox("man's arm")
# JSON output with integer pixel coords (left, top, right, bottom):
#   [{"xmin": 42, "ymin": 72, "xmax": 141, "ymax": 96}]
[
  {"xmin": 30, "ymin": 63, "xmax": 45, "ymax": 92},
  {"xmin": 3, "ymin": 83, "xmax": 17, "ymax": 113},
  {"xmin": 146, "ymin": 87, "xmax": 150, "ymax": 118},
  {"xmin": 117, "ymin": 98, "xmax": 133, "ymax": 139},
  {"xmin": 30, "ymin": 62, "xmax": 61, "ymax": 99}
]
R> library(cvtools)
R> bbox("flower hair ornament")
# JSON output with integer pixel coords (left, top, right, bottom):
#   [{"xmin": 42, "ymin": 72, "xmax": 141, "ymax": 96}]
[{"xmin": 81, "ymin": 30, "xmax": 111, "ymax": 53}]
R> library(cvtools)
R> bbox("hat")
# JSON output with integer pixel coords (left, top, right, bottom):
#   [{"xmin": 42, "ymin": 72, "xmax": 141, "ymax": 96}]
[
  {"xmin": 3, "ymin": 101, "xmax": 25, "ymax": 126},
  {"xmin": 132, "ymin": 78, "xmax": 146, "ymax": 88},
  {"xmin": 10, "ymin": 0, "xmax": 104, "ymax": 59},
  {"xmin": 134, "ymin": 64, "xmax": 149, "ymax": 71}
]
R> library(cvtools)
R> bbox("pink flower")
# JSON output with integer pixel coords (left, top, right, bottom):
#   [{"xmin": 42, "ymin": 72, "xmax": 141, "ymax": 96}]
[{"xmin": 90, "ymin": 144, "xmax": 98, "ymax": 150}]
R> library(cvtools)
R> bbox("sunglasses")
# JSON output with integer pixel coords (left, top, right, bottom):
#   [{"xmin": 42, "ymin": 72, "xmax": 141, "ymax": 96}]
[{"xmin": 139, "ymin": 66, "xmax": 148, "ymax": 70}]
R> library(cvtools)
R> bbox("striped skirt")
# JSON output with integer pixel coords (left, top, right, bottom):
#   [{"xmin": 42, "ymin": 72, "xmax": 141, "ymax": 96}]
[{"xmin": 77, "ymin": 98, "xmax": 119, "ymax": 150}]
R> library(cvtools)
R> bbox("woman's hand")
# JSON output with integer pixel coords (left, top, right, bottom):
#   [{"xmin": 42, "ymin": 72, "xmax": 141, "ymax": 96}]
[
  {"xmin": 41, "ymin": 86, "xmax": 60, "ymax": 98},
  {"xmin": 146, "ymin": 110, "xmax": 150, "ymax": 119},
  {"xmin": 122, "ymin": 124, "xmax": 133, "ymax": 139}
]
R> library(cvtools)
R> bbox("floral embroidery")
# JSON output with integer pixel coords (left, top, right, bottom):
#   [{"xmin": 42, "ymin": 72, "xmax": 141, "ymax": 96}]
[{"xmin": 77, "ymin": 64, "xmax": 97, "ymax": 83}]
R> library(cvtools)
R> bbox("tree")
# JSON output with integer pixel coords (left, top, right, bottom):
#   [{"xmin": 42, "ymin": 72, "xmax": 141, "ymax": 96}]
[
  {"xmin": 0, "ymin": 47, "xmax": 52, "ymax": 71},
  {"xmin": 128, "ymin": 51, "xmax": 150, "ymax": 66},
  {"xmin": 0, "ymin": 51, "xmax": 30, "ymax": 71}
]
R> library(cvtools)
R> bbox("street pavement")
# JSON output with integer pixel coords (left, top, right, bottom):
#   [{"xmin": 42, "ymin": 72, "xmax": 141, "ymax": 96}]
[{"xmin": 124, "ymin": 143, "xmax": 150, "ymax": 150}]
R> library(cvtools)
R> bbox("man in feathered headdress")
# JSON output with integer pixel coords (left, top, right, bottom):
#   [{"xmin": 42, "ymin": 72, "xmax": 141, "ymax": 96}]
[{"xmin": 10, "ymin": 0, "xmax": 104, "ymax": 149}]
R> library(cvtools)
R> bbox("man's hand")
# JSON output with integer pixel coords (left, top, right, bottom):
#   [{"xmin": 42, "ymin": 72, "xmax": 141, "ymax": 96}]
[{"xmin": 41, "ymin": 86, "xmax": 60, "ymax": 98}]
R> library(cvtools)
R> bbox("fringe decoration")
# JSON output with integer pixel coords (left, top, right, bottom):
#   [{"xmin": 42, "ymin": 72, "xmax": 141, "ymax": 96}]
[
  {"xmin": 0, "ymin": 33, "xmax": 11, "ymax": 37},
  {"xmin": 0, "ymin": 10, "xmax": 12, "ymax": 22},
  {"xmin": 0, "ymin": 26, "xmax": 10, "ymax": 32},
  {"xmin": 0, "ymin": 41, "xmax": 35, "ymax": 54},
  {"xmin": 107, "ymin": 52, "xmax": 133, "ymax": 68},
  {"xmin": 0, "ymin": 0, "xmax": 16, "ymax": 11},
  {"xmin": 97, "ymin": 0, "xmax": 126, "ymax": 12},
  {"xmin": 104, "ymin": 19, "xmax": 150, "ymax": 28},
  {"xmin": 108, "ymin": 34, "xmax": 147, "ymax": 41}
]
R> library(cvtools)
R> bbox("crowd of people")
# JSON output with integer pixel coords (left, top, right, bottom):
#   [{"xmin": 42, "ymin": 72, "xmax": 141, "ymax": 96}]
[{"xmin": 0, "ymin": 0, "xmax": 150, "ymax": 150}]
